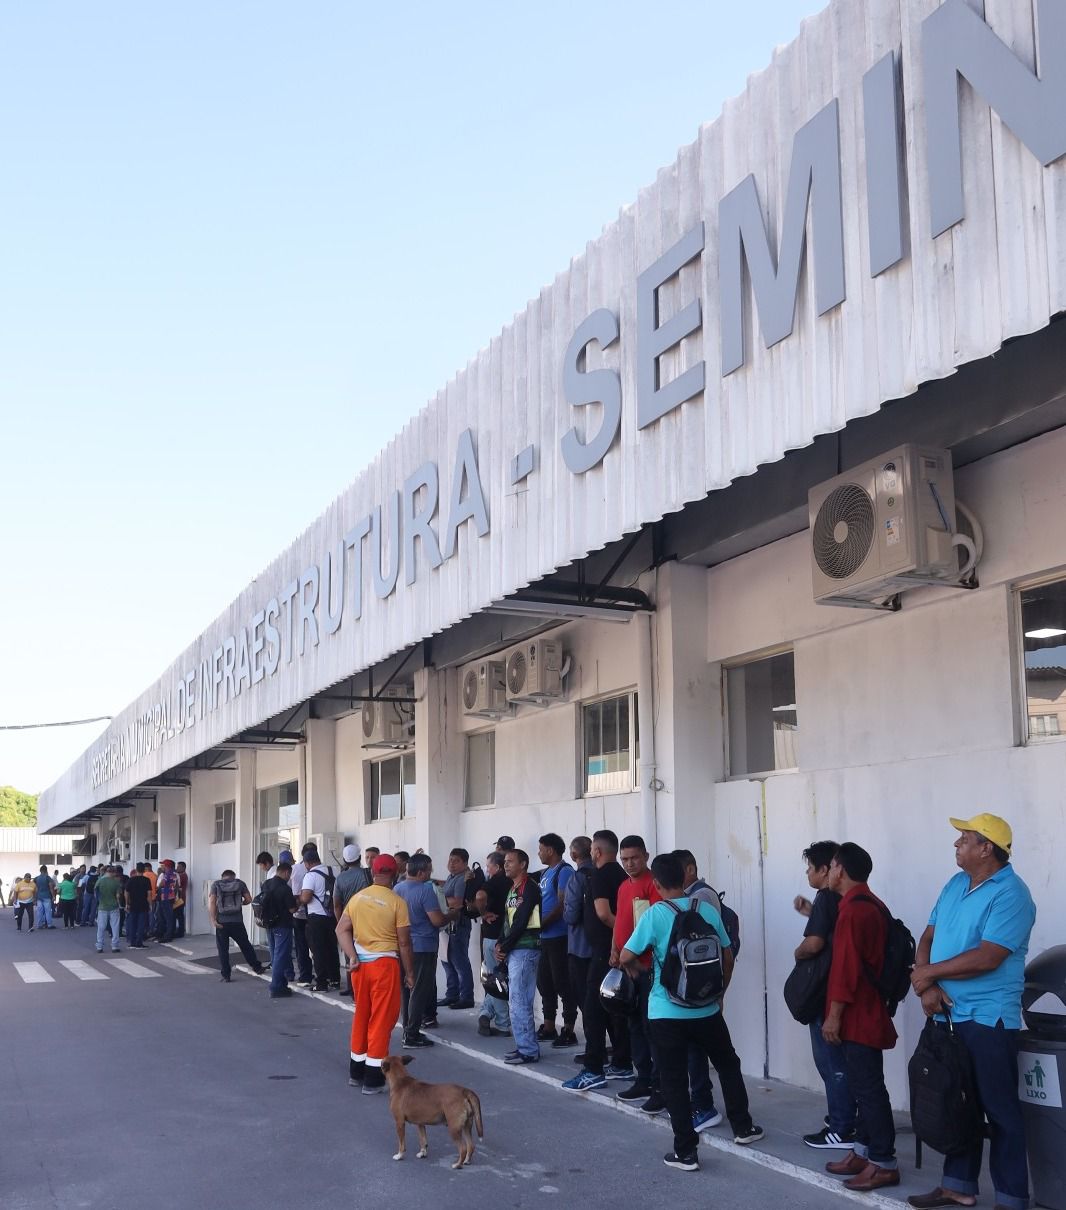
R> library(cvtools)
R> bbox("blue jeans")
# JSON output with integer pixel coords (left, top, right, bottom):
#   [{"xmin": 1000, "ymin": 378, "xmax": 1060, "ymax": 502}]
[
  {"xmin": 810, "ymin": 1017, "xmax": 856, "ymax": 1133},
  {"xmin": 96, "ymin": 909, "xmax": 121, "ymax": 951},
  {"xmin": 157, "ymin": 901, "xmax": 175, "ymax": 941},
  {"xmin": 35, "ymin": 899, "xmax": 53, "ymax": 928},
  {"xmin": 443, "ymin": 925, "xmax": 474, "ymax": 1002},
  {"xmin": 506, "ymin": 948, "xmax": 540, "ymax": 1059},
  {"xmin": 80, "ymin": 893, "xmax": 96, "ymax": 925},
  {"xmin": 480, "ymin": 938, "xmax": 511, "ymax": 1030},
  {"xmin": 270, "ymin": 928, "xmax": 294, "ymax": 993},
  {"xmin": 126, "ymin": 910, "xmax": 148, "ymax": 947},
  {"xmin": 942, "ymin": 1020, "xmax": 1028, "ymax": 1210},
  {"xmin": 841, "ymin": 1041, "xmax": 896, "ymax": 1168}
]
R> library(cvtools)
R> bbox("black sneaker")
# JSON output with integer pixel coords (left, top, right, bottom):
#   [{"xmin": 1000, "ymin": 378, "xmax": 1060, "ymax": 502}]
[
  {"xmin": 403, "ymin": 1033, "xmax": 435, "ymax": 1048},
  {"xmin": 803, "ymin": 1126, "xmax": 856, "ymax": 1149},
  {"xmin": 663, "ymin": 1151, "xmax": 700, "ymax": 1172},
  {"xmin": 734, "ymin": 1124, "xmax": 765, "ymax": 1145},
  {"xmin": 536, "ymin": 1023, "xmax": 558, "ymax": 1041},
  {"xmin": 477, "ymin": 1017, "xmax": 492, "ymax": 1037},
  {"xmin": 616, "ymin": 1082, "xmax": 652, "ymax": 1104},
  {"xmin": 552, "ymin": 1027, "xmax": 579, "ymax": 1048},
  {"xmin": 640, "ymin": 1092, "xmax": 667, "ymax": 1115},
  {"xmin": 270, "ymin": 988, "xmax": 293, "ymax": 998},
  {"xmin": 422, "ymin": 1017, "xmax": 440, "ymax": 1029},
  {"xmin": 349, "ymin": 1060, "xmax": 366, "ymax": 1084}
]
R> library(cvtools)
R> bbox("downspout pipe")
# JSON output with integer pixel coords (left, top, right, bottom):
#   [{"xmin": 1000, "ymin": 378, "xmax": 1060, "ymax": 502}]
[{"xmin": 637, "ymin": 609, "xmax": 658, "ymax": 851}]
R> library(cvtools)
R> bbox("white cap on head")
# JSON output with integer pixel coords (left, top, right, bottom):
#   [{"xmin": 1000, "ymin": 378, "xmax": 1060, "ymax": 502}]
[{"xmin": 342, "ymin": 844, "xmax": 360, "ymax": 863}]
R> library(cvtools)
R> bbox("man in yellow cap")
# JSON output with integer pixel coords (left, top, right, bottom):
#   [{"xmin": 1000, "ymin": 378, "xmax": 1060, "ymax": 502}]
[{"xmin": 907, "ymin": 814, "xmax": 1035, "ymax": 1210}]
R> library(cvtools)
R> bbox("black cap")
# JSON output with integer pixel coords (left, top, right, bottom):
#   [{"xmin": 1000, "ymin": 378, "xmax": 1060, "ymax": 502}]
[
  {"xmin": 495, "ymin": 835, "xmax": 515, "ymax": 850},
  {"xmin": 300, "ymin": 843, "xmax": 320, "ymax": 858}
]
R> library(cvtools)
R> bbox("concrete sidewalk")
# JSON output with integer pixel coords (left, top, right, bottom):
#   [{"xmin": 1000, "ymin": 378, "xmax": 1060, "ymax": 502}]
[{"xmin": 165, "ymin": 931, "xmax": 980, "ymax": 1208}]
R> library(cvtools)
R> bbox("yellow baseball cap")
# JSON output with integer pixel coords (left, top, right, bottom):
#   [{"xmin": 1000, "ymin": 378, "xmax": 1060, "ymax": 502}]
[{"xmin": 949, "ymin": 813, "xmax": 1012, "ymax": 852}]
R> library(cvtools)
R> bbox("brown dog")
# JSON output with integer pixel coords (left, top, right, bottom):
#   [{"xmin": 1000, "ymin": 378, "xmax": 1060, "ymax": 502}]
[{"xmin": 379, "ymin": 1055, "xmax": 484, "ymax": 1169}]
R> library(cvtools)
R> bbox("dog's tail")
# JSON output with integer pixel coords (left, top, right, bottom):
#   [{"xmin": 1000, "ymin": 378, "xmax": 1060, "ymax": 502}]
[{"xmin": 466, "ymin": 1091, "xmax": 484, "ymax": 1139}]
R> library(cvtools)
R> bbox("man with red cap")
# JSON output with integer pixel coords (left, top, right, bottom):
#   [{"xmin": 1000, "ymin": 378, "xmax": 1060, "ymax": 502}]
[{"xmin": 336, "ymin": 853, "xmax": 415, "ymax": 1094}]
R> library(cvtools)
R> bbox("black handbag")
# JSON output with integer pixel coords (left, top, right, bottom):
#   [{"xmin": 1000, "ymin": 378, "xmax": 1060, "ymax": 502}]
[
  {"xmin": 783, "ymin": 946, "xmax": 833, "ymax": 1024},
  {"xmin": 908, "ymin": 1007, "xmax": 984, "ymax": 1158}
]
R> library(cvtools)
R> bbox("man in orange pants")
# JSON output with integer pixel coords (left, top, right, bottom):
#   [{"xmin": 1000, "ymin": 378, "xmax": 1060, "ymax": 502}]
[{"xmin": 336, "ymin": 853, "xmax": 414, "ymax": 1094}]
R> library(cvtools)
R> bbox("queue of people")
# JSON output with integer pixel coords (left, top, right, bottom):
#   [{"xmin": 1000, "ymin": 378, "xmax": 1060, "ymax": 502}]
[
  {"xmin": 7, "ymin": 859, "xmax": 190, "ymax": 943},
  {"xmin": 323, "ymin": 811, "xmax": 1036, "ymax": 1204}
]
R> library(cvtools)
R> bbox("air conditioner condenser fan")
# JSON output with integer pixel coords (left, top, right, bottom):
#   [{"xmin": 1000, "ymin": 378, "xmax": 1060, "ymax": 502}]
[{"xmin": 813, "ymin": 483, "xmax": 875, "ymax": 579}]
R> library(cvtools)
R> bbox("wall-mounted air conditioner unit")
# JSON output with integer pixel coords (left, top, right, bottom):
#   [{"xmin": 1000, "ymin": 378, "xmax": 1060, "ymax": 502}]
[
  {"xmin": 809, "ymin": 444, "xmax": 960, "ymax": 608},
  {"xmin": 462, "ymin": 660, "xmax": 508, "ymax": 718},
  {"xmin": 360, "ymin": 698, "xmax": 415, "ymax": 748},
  {"xmin": 505, "ymin": 639, "xmax": 564, "ymax": 704}
]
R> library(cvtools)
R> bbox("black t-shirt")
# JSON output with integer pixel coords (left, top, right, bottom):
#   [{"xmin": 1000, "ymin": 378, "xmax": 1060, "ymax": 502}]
[
  {"xmin": 126, "ymin": 875, "xmax": 151, "ymax": 912},
  {"xmin": 261, "ymin": 876, "xmax": 297, "ymax": 929},
  {"xmin": 583, "ymin": 862, "xmax": 627, "ymax": 957},
  {"xmin": 803, "ymin": 887, "xmax": 840, "ymax": 940},
  {"xmin": 480, "ymin": 871, "xmax": 511, "ymax": 941}
]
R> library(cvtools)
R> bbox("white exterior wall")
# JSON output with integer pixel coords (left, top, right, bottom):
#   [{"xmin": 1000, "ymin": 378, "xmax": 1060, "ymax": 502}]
[{"xmin": 702, "ymin": 426, "xmax": 1066, "ymax": 1103}]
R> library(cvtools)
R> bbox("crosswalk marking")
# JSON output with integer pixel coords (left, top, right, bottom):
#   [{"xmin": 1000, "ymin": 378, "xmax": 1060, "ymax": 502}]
[
  {"xmin": 146, "ymin": 955, "xmax": 210, "ymax": 976},
  {"xmin": 14, "ymin": 962, "xmax": 54, "ymax": 984},
  {"xmin": 105, "ymin": 958, "xmax": 162, "ymax": 978},
  {"xmin": 58, "ymin": 960, "xmax": 108, "ymax": 981}
]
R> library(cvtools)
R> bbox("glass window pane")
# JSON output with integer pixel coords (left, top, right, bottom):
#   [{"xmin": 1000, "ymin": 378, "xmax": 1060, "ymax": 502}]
[
  {"xmin": 402, "ymin": 751, "xmax": 417, "ymax": 817},
  {"xmin": 584, "ymin": 694, "xmax": 634, "ymax": 794},
  {"xmin": 726, "ymin": 652, "xmax": 798, "ymax": 776},
  {"xmin": 1020, "ymin": 581, "xmax": 1066, "ymax": 742},
  {"xmin": 465, "ymin": 731, "xmax": 495, "ymax": 808},
  {"xmin": 378, "ymin": 757, "xmax": 402, "ymax": 820},
  {"xmin": 370, "ymin": 762, "xmax": 380, "ymax": 821}
]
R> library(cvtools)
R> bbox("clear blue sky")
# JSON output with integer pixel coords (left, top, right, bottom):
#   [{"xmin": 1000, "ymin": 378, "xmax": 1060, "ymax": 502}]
[{"xmin": 0, "ymin": 1, "xmax": 820, "ymax": 795}]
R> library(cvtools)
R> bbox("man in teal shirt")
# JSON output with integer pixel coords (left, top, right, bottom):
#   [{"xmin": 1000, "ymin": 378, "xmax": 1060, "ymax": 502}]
[
  {"xmin": 621, "ymin": 852, "xmax": 762, "ymax": 1172},
  {"xmin": 909, "ymin": 814, "xmax": 1036, "ymax": 1210},
  {"xmin": 94, "ymin": 864, "xmax": 123, "ymax": 954}
]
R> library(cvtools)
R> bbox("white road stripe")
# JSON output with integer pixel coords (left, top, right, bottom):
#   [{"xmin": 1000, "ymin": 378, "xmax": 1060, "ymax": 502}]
[
  {"xmin": 14, "ymin": 962, "xmax": 54, "ymax": 984},
  {"xmin": 104, "ymin": 958, "xmax": 161, "ymax": 979},
  {"xmin": 58, "ymin": 960, "xmax": 108, "ymax": 981},
  {"xmin": 146, "ymin": 955, "xmax": 210, "ymax": 976}
]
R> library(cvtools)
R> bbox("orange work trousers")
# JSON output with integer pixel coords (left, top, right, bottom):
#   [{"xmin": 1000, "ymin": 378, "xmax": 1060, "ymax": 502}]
[{"xmin": 350, "ymin": 956, "xmax": 401, "ymax": 1066}]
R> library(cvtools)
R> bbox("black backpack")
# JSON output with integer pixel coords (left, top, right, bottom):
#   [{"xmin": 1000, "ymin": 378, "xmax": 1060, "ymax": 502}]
[
  {"xmin": 463, "ymin": 863, "xmax": 487, "ymax": 919},
  {"xmin": 855, "ymin": 894, "xmax": 915, "ymax": 1017},
  {"xmin": 783, "ymin": 946, "xmax": 833, "ymax": 1024},
  {"xmin": 908, "ymin": 1011, "xmax": 983, "ymax": 1157},
  {"xmin": 312, "ymin": 866, "xmax": 336, "ymax": 917},
  {"xmin": 658, "ymin": 901, "xmax": 725, "ymax": 1008}
]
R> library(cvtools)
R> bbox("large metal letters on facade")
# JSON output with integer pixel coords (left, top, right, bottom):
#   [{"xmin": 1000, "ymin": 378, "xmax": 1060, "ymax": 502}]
[{"xmin": 42, "ymin": 0, "xmax": 1066, "ymax": 822}]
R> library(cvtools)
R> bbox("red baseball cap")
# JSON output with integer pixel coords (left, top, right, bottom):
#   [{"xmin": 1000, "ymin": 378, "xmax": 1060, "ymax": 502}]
[{"xmin": 372, "ymin": 854, "xmax": 398, "ymax": 875}]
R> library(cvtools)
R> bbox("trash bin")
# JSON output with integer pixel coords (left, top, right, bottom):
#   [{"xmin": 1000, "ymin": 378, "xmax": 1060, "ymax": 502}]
[{"xmin": 1019, "ymin": 945, "xmax": 1066, "ymax": 1210}]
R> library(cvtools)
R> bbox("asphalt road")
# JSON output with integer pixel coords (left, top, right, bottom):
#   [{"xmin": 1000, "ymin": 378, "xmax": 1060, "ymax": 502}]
[{"xmin": 2, "ymin": 921, "xmax": 840, "ymax": 1210}]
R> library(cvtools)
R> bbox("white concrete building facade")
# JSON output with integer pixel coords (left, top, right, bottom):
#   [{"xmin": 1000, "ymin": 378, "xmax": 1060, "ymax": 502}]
[{"xmin": 39, "ymin": 0, "xmax": 1066, "ymax": 1107}]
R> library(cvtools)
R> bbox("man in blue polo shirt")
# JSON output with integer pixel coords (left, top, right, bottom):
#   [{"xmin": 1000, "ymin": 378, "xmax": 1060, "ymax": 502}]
[
  {"xmin": 908, "ymin": 814, "xmax": 1036, "ymax": 1210},
  {"xmin": 620, "ymin": 852, "xmax": 762, "ymax": 1172}
]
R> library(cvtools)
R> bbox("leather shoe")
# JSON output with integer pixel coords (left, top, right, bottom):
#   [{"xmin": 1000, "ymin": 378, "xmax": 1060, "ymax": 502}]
[
  {"xmin": 907, "ymin": 1191, "xmax": 976, "ymax": 1209},
  {"xmin": 826, "ymin": 1151, "xmax": 868, "ymax": 1177},
  {"xmin": 845, "ymin": 1163, "xmax": 901, "ymax": 1192}
]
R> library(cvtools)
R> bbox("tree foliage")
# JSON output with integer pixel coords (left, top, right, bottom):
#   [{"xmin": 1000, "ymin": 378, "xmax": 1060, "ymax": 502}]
[{"xmin": 0, "ymin": 786, "xmax": 38, "ymax": 827}]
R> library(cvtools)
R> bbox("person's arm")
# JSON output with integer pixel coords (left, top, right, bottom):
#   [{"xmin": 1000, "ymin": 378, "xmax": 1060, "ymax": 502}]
[
  {"xmin": 541, "ymin": 867, "xmax": 568, "ymax": 928},
  {"xmin": 794, "ymin": 934, "xmax": 826, "ymax": 961},
  {"xmin": 619, "ymin": 945, "xmax": 644, "ymax": 979},
  {"xmin": 397, "ymin": 924, "xmax": 415, "ymax": 989},
  {"xmin": 594, "ymin": 897, "xmax": 615, "ymax": 929},
  {"xmin": 912, "ymin": 940, "xmax": 1011, "ymax": 991},
  {"xmin": 335, "ymin": 909, "xmax": 359, "ymax": 966},
  {"xmin": 208, "ymin": 891, "xmax": 219, "ymax": 930},
  {"xmin": 241, "ymin": 885, "xmax": 253, "ymax": 906},
  {"xmin": 821, "ymin": 908, "xmax": 860, "ymax": 1045},
  {"xmin": 793, "ymin": 894, "xmax": 813, "ymax": 917}
]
